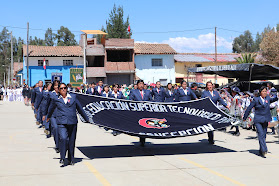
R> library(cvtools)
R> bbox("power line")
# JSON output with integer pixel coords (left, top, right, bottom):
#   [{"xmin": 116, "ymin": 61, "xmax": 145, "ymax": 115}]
[
  {"xmin": 218, "ymin": 27, "xmax": 257, "ymax": 36},
  {"xmin": 0, "ymin": 25, "xmax": 82, "ymax": 33},
  {"xmin": 133, "ymin": 27, "xmax": 215, "ymax": 34}
]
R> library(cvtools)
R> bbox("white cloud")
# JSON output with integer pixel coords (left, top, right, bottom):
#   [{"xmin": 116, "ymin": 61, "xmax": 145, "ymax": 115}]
[{"xmin": 136, "ymin": 33, "xmax": 233, "ymax": 53}]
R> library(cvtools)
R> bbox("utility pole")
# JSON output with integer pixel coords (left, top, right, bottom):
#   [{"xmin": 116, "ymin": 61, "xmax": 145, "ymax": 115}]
[
  {"xmin": 215, "ymin": 27, "xmax": 217, "ymax": 84},
  {"xmin": 10, "ymin": 31, "xmax": 13, "ymax": 85},
  {"xmin": 4, "ymin": 72, "xmax": 5, "ymax": 87},
  {"xmin": 83, "ymin": 34, "xmax": 87, "ymax": 84},
  {"xmin": 27, "ymin": 22, "xmax": 29, "ymax": 86}
]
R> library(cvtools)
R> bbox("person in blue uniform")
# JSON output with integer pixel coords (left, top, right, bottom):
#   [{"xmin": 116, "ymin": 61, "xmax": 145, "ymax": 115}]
[
  {"xmin": 109, "ymin": 84, "xmax": 124, "ymax": 99},
  {"xmin": 33, "ymin": 81, "xmax": 44, "ymax": 127},
  {"xmin": 202, "ymin": 81, "xmax": 229, "ymax": 144},
  {"xmin": 101, "ymin": 85, "xmax": 111, "ymax": 97},
  {"xmin": 86, "ymin": 82, "xmax": 96, "ymax": 95},
  {"xmin": 129, "ymin": 80, "xmax": 152, "ymax": 146},
  {"xmin": 43, "ymin": 83, "xmax": 60, "ymax": 153},
  {"xmin": 47, "ymin": 83, "xmax": 89, "ymax": 166},
  {"xmin": 31, "ymin": 83, "xmax": 39, "ymax": 121},
  {"xmin": 95, "ymin": 80, "xmax": 104, "ymax": 96},
  {"xmin": 40, "ymin": 82, "xmax": 53, "ymax": 137},
  {"xmin": 151, "ymin": 81, "xmax": 166, "ymax": 102},
  {"xmin": 243, "ymin": 86, "xmax": 278, "ymax": 158},
  {"xmin": 175, "ymin": 80, "xmax": 197, "ymax": 102},
  {"xmin": 165, "ymin": 83, "xmax": 175, "ymax": 102}
]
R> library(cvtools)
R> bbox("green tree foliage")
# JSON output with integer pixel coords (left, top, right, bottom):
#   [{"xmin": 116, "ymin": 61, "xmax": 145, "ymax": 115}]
[
  {"xmin": 0, "ymin": 27, "xmax": 12, "ymax": 84},
  {"xmin": 232, "ymin": 30, "xmax": 255, "ymax": 53},
  {"xmin": 234, "ymin": 53, "xmax": 257, "ymax": 63},
  {"xmin": 56, "ymin": 26, "xmax": 77, "ymax": 46},
  {"xmin": 45, "ymin": 28, "xmax": 55, "ymax": 46},
  {"xmin": 29, "ymin": 36, "xmax": 45, "ymax": 46},
  {"xmin": 105, "ymin": 4, "xmax": 131, "ymax": 38}
]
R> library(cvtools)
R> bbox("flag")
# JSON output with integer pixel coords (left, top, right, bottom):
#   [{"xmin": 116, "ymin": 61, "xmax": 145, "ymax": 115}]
[
  {"xmin": 43, "ymin": 58, "xmax": 46, "ymax": 70},
  {"xmin": 128, "ymin": 25, "xmax": 131, "ymax": 33}
]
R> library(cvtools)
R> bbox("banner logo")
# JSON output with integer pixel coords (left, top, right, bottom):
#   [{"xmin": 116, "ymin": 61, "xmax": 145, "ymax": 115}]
[{"xmin": 139, "ymin": 118, "xmax": 169, "ymax": 129}]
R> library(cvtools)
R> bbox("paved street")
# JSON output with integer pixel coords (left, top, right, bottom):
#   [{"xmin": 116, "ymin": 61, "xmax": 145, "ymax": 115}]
[{"xmin": 0, "ymin": 101, "xmax": 279, "ymax": 186}]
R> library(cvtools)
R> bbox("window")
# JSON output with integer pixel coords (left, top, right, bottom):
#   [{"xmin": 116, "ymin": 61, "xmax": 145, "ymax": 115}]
[
  {"xmin": 38, "ymin": 60, "xmax": 49, "ymax": 66},
  {"xmin": 63, "ymin": 60, "xmax": 73, "ymax": 66},
  {"xmin": 152, "ymin": 59, "xmax": 163, "ymax": 67}
]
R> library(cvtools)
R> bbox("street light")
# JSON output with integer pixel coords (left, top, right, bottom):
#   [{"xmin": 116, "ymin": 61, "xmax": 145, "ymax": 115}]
[{"xmin": 7, "ymin": 31, "xmax": 13, "ymax": 85}]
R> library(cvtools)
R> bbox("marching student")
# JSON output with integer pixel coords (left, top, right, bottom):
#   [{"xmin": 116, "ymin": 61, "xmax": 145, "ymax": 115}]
[
  {"xmin": 31, "ymin": 83, "xmax": 39, "ymax": 120},
  {"xmin": 47, "ymin": 83, "xmax": 89, "ymax": 166},
  {"xmin": 43, "ymin": 81, "xmax": 60, "ymax": 153},
  {"xmin": 33, "ymin": 81, "xmax": 44, "ymax": 127},
  {"xmin": 109, "ymin": 84, "xmax": 124, "ymax": 99},
  {"xmin": 129, "ymin": 80, "xmax": 152, "ymax": 146},
  {"xmin": 101, "ymin": 85, "xmax": 111, "ymax": 98},
  {"xmin": 95, "ymin": 80, "xmax": 104, "ymax": 96},
  {"xmin": 165, "ymin": 83, "xmax": 175, "ymax": 102},
  {"xmin": 151, "ymin": 81, "xmax": 166, "ymax": 102},
  {"xmin": 86, "ymin": 82, "xmax": 96, "ymax": 95},
  {"xmin": 175, "ymin": 80, "xmax": 197, "ymax": 102},
  {"xmin": 40, "ymin": 83, "xmax": 53, "ymax": 138},
  {"xmin": 202, "ymin": 81, "xmax": 229, "ymax": 144},
  {"xmin": 243, "ymin": 86, "xmax": 278, "ymax": 158}
]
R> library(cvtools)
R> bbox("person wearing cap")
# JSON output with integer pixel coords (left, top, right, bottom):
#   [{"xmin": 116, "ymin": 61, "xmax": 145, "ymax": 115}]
[
  {"xmin": 129, "ymin": 80, "xmax": 152, "ymax": 146},
  {"xmin": 202, "ymin": 81, "xmax": 229, "ymax": 144},
  {"xmin": 243, "ymin": 86, "xmax": 278, "ymax": 158}
]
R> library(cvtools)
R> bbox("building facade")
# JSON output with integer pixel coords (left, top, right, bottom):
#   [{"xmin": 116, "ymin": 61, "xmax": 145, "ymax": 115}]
[
  {"xmin": 174, "ymin": 53, "xmax": 240, "ymax": 85},
  {"xmin": 23, "ymin": 45, "xmax": 84, "ymax": 86},
  {"xmin": 134, "ymin": 43, "xmax": 176, "ymax": 86}
]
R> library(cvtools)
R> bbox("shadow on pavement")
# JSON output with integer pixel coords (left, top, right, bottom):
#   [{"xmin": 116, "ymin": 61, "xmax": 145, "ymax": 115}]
[
  {"xmin": 77, "ymin": 142, "xmax": 236, "ymax": 159},
  {"xmin": 247, "ymin": 149, "xmax": 263, "ymax": 158}
]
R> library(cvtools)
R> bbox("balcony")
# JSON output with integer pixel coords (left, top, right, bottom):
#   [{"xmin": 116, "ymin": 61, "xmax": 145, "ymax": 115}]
[
  {"xmin": 106, "ymin": 62, "xmax": 135, "ymax": 73},
  {"xmin": 87, "ymin": 67, "xmax": 106, "ymax": 77}
]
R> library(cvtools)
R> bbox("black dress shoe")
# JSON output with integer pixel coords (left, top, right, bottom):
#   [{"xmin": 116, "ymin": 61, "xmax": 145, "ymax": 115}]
[
  {"xmin": 259, "ymin": 150, "xmax": 266, "ymax": 158},
  {"xmin": 69, "ymin": 161, "xmax": 75, "ymax": 166},
  {"xmin": 59, "ymin": 159, "xmax": 67, "ymax": 167},
  {"xmin": 208, "ymin": 140, "xmax": 214, "ymax": 144},
  {"xmin": 55, "ymin": 148, "xmax": 60, "ymax": 153}
]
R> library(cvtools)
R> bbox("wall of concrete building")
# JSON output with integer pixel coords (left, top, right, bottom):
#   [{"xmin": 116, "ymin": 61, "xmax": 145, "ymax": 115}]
[{"xmin": 135, "ymin": 54, "xmax": 175, "ymax": 85}]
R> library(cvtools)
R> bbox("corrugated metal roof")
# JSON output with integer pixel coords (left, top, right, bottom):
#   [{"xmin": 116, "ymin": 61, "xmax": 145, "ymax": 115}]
[{"xmin": 175, "ymin": 53, "xmax": 241, "ymax": 62}]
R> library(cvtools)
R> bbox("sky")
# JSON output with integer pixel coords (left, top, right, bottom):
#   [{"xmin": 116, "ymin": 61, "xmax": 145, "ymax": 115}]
[{"xmin": 0, "ymin": 0, "xmax": 278, "ymax": 53}]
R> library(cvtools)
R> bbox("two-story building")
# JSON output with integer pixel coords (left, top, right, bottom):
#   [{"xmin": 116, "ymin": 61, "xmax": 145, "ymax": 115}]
[{"xmin": 134, "ymin": 43, "xmax": 176, "ymax": 86}]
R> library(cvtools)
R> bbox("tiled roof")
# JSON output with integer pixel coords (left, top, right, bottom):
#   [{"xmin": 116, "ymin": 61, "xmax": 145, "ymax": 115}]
[
  {"xmin": 13, "ymin": 62, "xmax": 23, "ymax": 76},
  {"xmin": 174, "ymin": 53, "xmax": 241, "ymax": 62},
  {"xmin": 23, "ymin": 45, "xmax": 83, "ymax": 57},
  {"xmin": 134, "ymin": 43, "xmax": 177, "ymax": 54},
  {"xmin": 105, "ymin": 38, "xmax": 134, "ymax": 49}
]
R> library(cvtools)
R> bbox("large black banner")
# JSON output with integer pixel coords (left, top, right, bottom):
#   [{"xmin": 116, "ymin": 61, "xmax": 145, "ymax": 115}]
[{"xmin": 76, "ymin": 93, "xmax": 235, "ymax": 139}]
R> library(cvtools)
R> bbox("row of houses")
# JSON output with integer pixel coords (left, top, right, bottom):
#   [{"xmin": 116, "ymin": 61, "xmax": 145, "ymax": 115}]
[{"xmin": 18, "ymin": 35, "xmax": 240, "ymax": 87}]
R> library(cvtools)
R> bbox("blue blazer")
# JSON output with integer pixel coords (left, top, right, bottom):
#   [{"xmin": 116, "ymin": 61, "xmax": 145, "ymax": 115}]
[
  {"xmin": 152, "ymin": 87, "xmax": 166, "ymax": 102},
  {"xmin": 31, "ymin": 88, "xmax": 36, "ymax": 104},
  {"xmin": 86, "ymin": 87, "xmax": 96, "ymax": 95},
  {"xmin": 47, "ymin": 93, "xmax": 89, "ymax": 125},
  {"xmin": 129, "ymin": 89, "xmax": 152, "ymax": 101},
  {"xmin": 101, "ymin": 91, "xmax": 112, "ymax": 98},
  {"xmin": 95, "ymin": 86, "xmax": 104, "ymax": 96},
  {"xmin": 109, "ymin": 91, "xmax": 125, "ymax": 99},
  {"xmin": 45, "ymin": 91, "xmax": 59, "ymax": 117},
  {"xmin": 40, "ymin": 90, "xmax": 51, "ymax": 115},
  {"xmin": 201, "ymin": 90, "xmax": 227, "ymax": 106},
  {"xmin": 243, "ymin": 96, "xmax": 278, "ymax": 123},
  {"xmin": 165, "ymin": 89, "xmax": 176, "ymax": 102},
  {"xmin": 175, "ymin": 87, "xmax": 197, "ymax": 102},
  {"xmin": 34, "ymin": 87, "xmax": 44, "ymax": 110}
]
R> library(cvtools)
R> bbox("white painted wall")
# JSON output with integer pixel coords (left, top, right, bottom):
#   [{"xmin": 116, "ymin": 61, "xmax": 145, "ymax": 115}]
[
  {"xmin": 26, "ymin": 57, "xmax": 84, "ymax": 66},
  {"xmin": 135, "ymin": 54, "xmax": 175, "ymax": 85}
]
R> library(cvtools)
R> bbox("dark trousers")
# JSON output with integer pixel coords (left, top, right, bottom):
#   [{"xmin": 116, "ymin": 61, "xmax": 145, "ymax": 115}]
[
  {"xmin": 43, "ymin": 116, "xmax": 50, "ymax": 130},
  {"xmin": 255, "ymin": 122, "xmax": 268, "ymax": 153},
  {"xmin": 36, "ymin": 108, "xmax": 42, "ymax": 123},
  {"xmin": 58, "ymin": 124, "xmax": 77, "ymax": 162},
  {"xmin": 208, "ymin": 131, "xmax": 214, "ymax": 142},
  {"xmin": 50, "ymin": 117, "xmax": 59, "ymax": 149}
]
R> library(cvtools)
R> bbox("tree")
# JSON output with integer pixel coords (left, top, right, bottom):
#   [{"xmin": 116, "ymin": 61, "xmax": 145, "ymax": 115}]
[
  {"xmin": 253, "ymin": 32, "xmax": 262, "ymax": 52},
  {"xmin": 29, "ymin": 36, "xmax": 45, "ymax": 46},
  {"xmin": 260, "ymin": 31, "xmax": 279, "ymax": 66},
  {"xmin": 232, "ymin": 30, "xmax": 255, "ymax": 53},
  {"xmin": 235, "ymin": 53, "xmax": 257, "ymax": 63},
  {"xmin": 0, "ymin": 27, "xmax": 12, "ymax": 84},
  {"xmin": 105, "ymin": 4, "xmax": 131, "ymax": 38},
  {"xmin": 45, "ymin": 28, "xmax": 55, "ymax": 46},
  {"xmin": 56, "ymin": 26, "xmax": 77, "ymax": 46}
]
